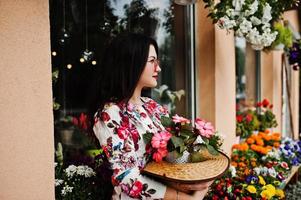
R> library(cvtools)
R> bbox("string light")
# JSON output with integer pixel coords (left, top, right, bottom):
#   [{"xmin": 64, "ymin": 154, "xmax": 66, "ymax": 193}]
[
  {"xmin": 66, "ymin": 64, "xmax": 72, "ymax": 69},
  {"xmin": 92, "ymin": 60, "xmax": 97, "ymax": 65},
  {"xmin": 79, "ymin": 0, "xmax": 95, "ymax": 64},
  {"xmin": 52, "ymin": 51, "xmax": 57, "ymax": 56}
]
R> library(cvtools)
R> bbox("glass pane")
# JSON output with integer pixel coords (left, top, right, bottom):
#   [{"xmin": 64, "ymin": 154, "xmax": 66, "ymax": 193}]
[{"xmin": 50, "ymin": 0, "xmax": 192, "ymax": 147}]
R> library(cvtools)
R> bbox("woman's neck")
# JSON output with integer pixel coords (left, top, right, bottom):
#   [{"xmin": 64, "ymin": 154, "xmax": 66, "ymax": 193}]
[{"xmin": 129, "ymin": 86, "xmax": 143, "ymax": 105}]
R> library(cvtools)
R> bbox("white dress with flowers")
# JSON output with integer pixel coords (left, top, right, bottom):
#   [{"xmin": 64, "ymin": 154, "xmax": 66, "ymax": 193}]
[{"xmin": 93, "ymin": 97, "xmax": 169, "ymax": 200}]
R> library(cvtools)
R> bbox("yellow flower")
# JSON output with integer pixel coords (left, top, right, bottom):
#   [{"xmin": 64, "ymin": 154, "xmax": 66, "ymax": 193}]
[
  {"xmin": 275, "ymin": 189, "xmax": 285, "ymax": 198},
  {"xmin": 261, "ymin": 184, "xmax": 276, "ymax": 199},
  {"xmin": 258, "ymin": 176, "xmax": 266, "ymax": 185},
  {"xmin": 246, "ymin": 185, "xmax": 257, "ymax": 194}
]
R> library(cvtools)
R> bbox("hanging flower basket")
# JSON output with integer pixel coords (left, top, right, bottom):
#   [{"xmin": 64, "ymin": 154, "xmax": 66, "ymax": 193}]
[{"xmin": 203, "ymin": 0, "xmax": 299, "ymax": 50}]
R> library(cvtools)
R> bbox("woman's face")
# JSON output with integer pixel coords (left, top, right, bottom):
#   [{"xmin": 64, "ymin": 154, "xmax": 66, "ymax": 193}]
[{"xmin": 137, "ymin": 45, "xmax": 161, "ymax": 89}]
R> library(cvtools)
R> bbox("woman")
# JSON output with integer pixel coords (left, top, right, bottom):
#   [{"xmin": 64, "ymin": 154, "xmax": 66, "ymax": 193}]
[{"xmin": 90, "ymin": 33, "xmax": 212, "ymax": 199}]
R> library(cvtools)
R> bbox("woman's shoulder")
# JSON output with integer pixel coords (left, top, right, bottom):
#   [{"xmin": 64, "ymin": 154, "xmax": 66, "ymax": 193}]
[{"xmin": 94, "ymin": 102, "xmax": 122, "ymax": 122}]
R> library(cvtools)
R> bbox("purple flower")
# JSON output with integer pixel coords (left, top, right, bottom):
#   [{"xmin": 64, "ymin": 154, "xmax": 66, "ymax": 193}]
[{"xmin": 246, "ymin": 175, "xmax": 258, "ymax": 184}]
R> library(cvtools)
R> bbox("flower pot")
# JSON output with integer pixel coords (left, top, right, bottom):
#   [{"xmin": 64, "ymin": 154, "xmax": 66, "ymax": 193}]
[
  {"xmin": 165, "ymin": 150, "xmax": 190, "ymax": 164},
  {"xmin": 59, "ymin": 128, "xmax": 75, "ymax": 145}
]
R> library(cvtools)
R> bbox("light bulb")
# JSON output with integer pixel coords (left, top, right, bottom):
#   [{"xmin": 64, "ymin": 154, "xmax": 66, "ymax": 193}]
[
  {"xmin": 67, "ymin": 64, "xmax": 72, "ymax": 69},
  {"xmin": 52, "ymin": 51, "xmax": 57, "ymax": 56},
  {"xmin": 92, "ymin": 60, "xmax": 97, "ymax": 65},
  {"xmin": 80, "ymin": 58, "xmax": 85, "ymax": 63}
]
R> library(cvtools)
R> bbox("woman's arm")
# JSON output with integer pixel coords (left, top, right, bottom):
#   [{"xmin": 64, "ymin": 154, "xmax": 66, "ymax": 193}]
[
  {"xmin": 94, "ymin": 105, "xmax": 167, "ymax": 199},
  {"xmin": 164, "ymin": 186, "xmax": 210, "ymax": 200}
]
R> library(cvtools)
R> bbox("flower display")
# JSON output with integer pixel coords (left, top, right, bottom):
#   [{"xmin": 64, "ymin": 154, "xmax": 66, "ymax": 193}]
[
  {"xmin": 236, "ymin": 99, "xmax": 277, "ymax": 138},
  {"xmin": 205, "ymin": 128, "xmax": 301, "ymax": 199},
  {"xmin": 143, "ymin": 115, "xmax": 223, "ymax": 163},
  {"xmin": 203, "ymin": 0, "xmax": 299, "ymax": 50}
]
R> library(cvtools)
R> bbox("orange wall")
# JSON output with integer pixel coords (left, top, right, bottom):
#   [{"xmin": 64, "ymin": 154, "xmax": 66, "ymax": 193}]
[{"xmin": 0, "ymin": 1, "xmax": 54, "ymax": 199}]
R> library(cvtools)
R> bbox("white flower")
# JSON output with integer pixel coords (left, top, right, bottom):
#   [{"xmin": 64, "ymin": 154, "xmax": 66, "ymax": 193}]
[
  {"xmin": 54, "ymin": 162, "xmax": 58, "ymax": 168},
  {"xmin": 233, "ymin": 0, "xmax": 245, "ymax": 12},
  {"xmin": 84, "ymin": 166, "xmax": 96, "ymax": 178},
  {"xmin": 55, "ymin": 179, "xmax": 64, "ymax": 187},
  {"xmin": 261, "ymin": 30, "xmax": 277, "ymax": 47},
  {"xmin": 268, "ymin": 167, "xmax": 277, "ymax": 178},
  {"xmin": 253, "ymin": 167, "xmax": 261, "ymax": 175},
  {"xmin": 239, "ymin": 18, "xmax": 252, "ymax": 34},
  {"xmin": 194, "ymin": 135, "xmax": 205, "ymax": 145},
  {"xmin": 65, "ymin": 165, "xmax": 77, "ymax": 178},
  {"xmin": 250, "ymin": 16, "xmax": 261, "ymax": 26},
  {"xmin": 218, "ymin": 16, "xmax": 236, "ymax": 29},
  {"xmin": 262, "ymin": 3, "xmax": 272, "ymax": 23},
  {"xmin": 226, "ymin": 9, "xmax": 238, "ymax": 17},
  {"xmin": 76, "ymin": 166, "xmax": 86, "ymax": 176},
  {"xmin": 61, "ymin": 185, "xmax": 73, "ymax": 196},
  {"xmin": 244, "ymin": 0, "xmax": 258, "ymax": 16},
  {"xmin": 261, "ymin": 167, "xmax": 268, "ymax": 176},
  {"xmin": 229, "ymin": 166, "xmax": 237, "ymax": 177}
]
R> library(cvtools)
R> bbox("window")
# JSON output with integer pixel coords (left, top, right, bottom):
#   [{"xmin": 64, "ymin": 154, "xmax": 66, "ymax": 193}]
[{"xmin": 50, "ymin": 0, "xmax": 195, "ymax": 145}]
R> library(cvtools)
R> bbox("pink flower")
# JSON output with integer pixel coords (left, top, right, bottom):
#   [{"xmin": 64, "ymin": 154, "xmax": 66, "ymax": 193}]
[
  {"xmin": 151, "ymin": 131, "xmax": 172, "ymax": 149},
  {"xmin": 281, "ymin": 162, "xmax": 289, "ymax": 169},
  {"xmin": 117, "ymin": 126, "xmax": 130, "ymax": 140},
  {"xmin": 172, "ymin": 114, "xmax": 190, "ymax": 124},
  {"xmin": 129, "ymin": 181, "xmax": 143, "ymax": 198},
  {"xmin": 195, "ymin": 118, "xmax": 215, "ymax": 138},
  {"xmin": 152, "ymin": 148, "xmax": 168, "ymax": 162},
  {"xmin": 72, "ymin": 117, "xmax": 79, "ymax": 126}
]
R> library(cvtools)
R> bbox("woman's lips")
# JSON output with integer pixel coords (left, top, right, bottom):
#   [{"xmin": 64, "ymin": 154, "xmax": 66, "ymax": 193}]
[{"xmin": 153, "ymin": 75, "xmax": 158, "ymax": 80}]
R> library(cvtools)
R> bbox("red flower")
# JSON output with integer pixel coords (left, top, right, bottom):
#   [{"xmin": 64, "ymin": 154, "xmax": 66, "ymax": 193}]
[
  {"xmin": 269, "ymin": 104, "xmax": 273, "ymax": 109},
  {"xmin": 256, "ymin": 102, "xmax": 262, "ymax": 107},
  {"xmin": 100, "ymin": 112, "xmax": 110, "ymax": 122},
  {"xmin": 236, "ymin": 115, "xmax": 243, "ymax": 123},
  {"xmin": 246, "ymin": 197, "xmax": 252, "ymax": 200},
  {"xmin": 212, "ymin": 195, "xmax": 219, "ymax": 200},
  {"xmin": 117, "ymin": 126, "xmax": 130, "ymax": 140},
  {"xmin": 129, "ymin": 180, "xmax": 143, "ymax": 198},
  {"xmin": 245, "ymin": 114, "xmax": 253, "ymax": 123},
  {"xmin": 262, "ymin": 99, "xmax": 269, "ymax": 107},
  {"xmin": 79, "ymin": 113, "xmax": 88, "ymax": 130}
]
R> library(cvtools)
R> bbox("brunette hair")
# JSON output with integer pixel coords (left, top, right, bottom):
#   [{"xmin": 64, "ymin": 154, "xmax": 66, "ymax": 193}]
[{"xmin": 88, "ymin": 33, "xmax": 158, "ymax": 121}]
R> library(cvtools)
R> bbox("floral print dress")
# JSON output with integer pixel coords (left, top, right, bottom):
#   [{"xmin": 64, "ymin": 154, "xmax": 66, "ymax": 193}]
[{"xmin": 93, "ymin": 97, "xmax": 169, "ymax": 200}]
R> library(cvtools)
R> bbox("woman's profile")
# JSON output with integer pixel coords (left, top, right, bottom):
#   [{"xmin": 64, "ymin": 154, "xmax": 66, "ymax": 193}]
[{"xmin": 89, "ymin": 33, "xmax": 213, "ymax": 200}]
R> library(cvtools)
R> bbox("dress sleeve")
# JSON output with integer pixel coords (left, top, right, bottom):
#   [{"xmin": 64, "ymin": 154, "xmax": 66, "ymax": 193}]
[{"xmin": 93, "ymin": 104, "xmax": 167, "ymax": 199}]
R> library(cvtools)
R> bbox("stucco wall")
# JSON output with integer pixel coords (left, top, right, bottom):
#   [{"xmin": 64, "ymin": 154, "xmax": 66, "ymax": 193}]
[{"xmin": 0, "ymin": 1, "xmax": 54, "ymax": 199}]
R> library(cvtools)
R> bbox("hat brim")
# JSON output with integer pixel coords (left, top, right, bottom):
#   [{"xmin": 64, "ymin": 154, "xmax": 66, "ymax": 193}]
[{"xmin": 142, "ymin": 151, "xmax": 230, "ymax": 183}]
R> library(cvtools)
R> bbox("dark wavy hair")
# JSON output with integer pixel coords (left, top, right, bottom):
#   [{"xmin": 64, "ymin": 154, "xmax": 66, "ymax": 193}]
[{"xmin": 87, "ymin": 33, "xmax": 158, "ymax": 122}]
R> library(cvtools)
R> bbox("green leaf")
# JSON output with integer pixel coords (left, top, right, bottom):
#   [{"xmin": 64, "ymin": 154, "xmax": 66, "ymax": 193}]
[
  {"xmin": 203, "ymin": 138, "xmax": 209, "ymax": 144},
  {"xmin": 143, "ymin": 132, "xmax": 153, "ymax": 144},
  {"xmin": 180, "ymin": 130, "xmax": 194, "ymax": 138},
  {"xmin": 190, "ymin": 151, "xmax": 208, "ymax": 163},
  {"xmin": 207, "ymin": 144, "xmax": 219, "ymax": 156},
  {"xmin": 171, "ymin": 136, "xmax": 184, "ymax": 148},
  {"xmin": 179, "ymin": 145, "xmax": 186, "ymax": 153},
  {"xmin": 161, "ymin": 116, "xmax": 173, "ymax": 127}
]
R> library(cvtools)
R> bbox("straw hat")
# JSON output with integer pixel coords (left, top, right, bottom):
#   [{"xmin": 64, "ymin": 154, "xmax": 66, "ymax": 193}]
[{"xmin": 142, "ymin": 151, "xmax": 230, "ymax": 183}]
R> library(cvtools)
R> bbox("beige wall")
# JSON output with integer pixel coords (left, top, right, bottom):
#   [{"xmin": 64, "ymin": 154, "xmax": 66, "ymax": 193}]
[
  {"xmin": 0, "ymin": 1, "xmax": 54, "ymax": 199},
  {"xmin": 196, "ymin": 2, "xmax": 236, "ymax": 155},
  {"xmin": 283, "ymin": 10, "xmax": 300, "ymax": 139}
]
